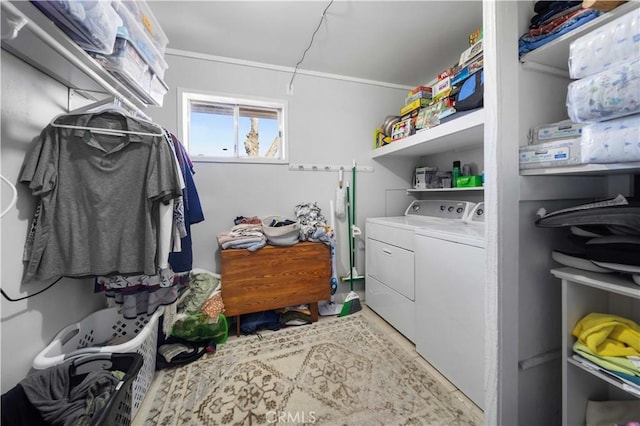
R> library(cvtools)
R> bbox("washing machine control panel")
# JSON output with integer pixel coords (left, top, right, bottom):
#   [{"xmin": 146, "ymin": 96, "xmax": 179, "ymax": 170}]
[
  {"xmin": 467, "ymin": 202, "xmax": 485, "ymax": 223},
  {"xmin": 404, "ymin": 200, "xmax": 475, "ymax": 220}
]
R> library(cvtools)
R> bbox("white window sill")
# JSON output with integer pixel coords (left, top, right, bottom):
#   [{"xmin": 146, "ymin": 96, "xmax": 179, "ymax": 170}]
[{"xmin": 191, "ymin": 157, "xmax": 289, "ymax": 165}]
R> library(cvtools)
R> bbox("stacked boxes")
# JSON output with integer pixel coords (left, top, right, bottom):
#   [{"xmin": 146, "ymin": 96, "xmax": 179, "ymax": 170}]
[
  {"xmin": 32, "ymin": 0, "xmax": 169, "ymax": 106},
  {"xmin": 374, "ymin": 28, "xmax": 484, "ymax": 145},
  {"xmin": 32, "ymin": 1, "xmax": 122, "ymax": 55},
  {"xmin": 393, "ymin": 85, "xmax": 433, "ymax": 139},
  {"xmin": 91, "ymin": 0, "xmax": 170, "ymax": 106}
]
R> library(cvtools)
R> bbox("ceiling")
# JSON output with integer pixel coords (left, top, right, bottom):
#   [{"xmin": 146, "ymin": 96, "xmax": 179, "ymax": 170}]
[{"xmin": 147, "ymin": 1, "xmax": 483, "ymax": 87}]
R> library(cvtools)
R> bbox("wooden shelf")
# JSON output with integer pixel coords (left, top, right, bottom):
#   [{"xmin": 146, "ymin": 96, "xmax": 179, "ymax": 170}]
[
  {"xmin": 520, "ymin": 162, "xmax": 640, "ymax": 176},
  {"xmin": 407, "ymin": 187, "xmax": 484, "ymax": 193},
  {"xmin": 371, "ymin": 109, "xmax": 484, "ymax": 158},
  {"xmin": 519, "ymin": 1, "xmax": 640, "ymax": 76}
]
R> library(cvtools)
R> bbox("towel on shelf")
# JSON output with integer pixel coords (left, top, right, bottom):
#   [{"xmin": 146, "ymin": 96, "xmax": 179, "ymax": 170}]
[
  {"xmin": 572, "ymin": 312, "xmax": 640, "ymax": 357},
  {"xmin": 573, "ymin": 341, "xmax": 640, "ymax": 378}
]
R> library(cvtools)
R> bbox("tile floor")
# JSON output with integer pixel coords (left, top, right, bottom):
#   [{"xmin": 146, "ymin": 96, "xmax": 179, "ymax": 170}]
[{"xmin": 136, "ymin": 303, "xmax": 484, "ymax": 424}]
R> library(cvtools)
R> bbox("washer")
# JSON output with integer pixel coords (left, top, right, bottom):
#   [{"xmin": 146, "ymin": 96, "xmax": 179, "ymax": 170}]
[
  {"xmin": 414, "ymin": 202, "xmax": 486, "ymax": 409},
  {"xmin": 365, "ymin": 200, "xmax": 476, "ymax": 343}
]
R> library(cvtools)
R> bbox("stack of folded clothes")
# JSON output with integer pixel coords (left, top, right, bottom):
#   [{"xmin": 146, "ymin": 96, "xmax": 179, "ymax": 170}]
[
  {"xmin": 571, "ymin": 312, "xmax": 640, "ymax": 391},
  {"xmin": 216, "ymin": 222, "xmax": 266, "ymax": 251},
  {"xmin": 518, "ymin": 1, "xmax": 603, "ymax": 57}
]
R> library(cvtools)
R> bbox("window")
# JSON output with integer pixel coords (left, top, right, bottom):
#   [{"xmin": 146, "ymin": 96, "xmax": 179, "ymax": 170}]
[{"xmin": 180, "ymin": 90, "xmax": 287, "ymax": 163}]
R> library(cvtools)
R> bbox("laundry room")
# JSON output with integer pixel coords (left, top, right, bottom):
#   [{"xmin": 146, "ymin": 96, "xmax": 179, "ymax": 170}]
[{"xmin": 1, "ymin": 1, "xmax": 639, "ymax": 425}]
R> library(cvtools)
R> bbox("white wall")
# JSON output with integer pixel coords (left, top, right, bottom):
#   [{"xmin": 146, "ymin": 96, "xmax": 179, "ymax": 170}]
[
  {"xmin": 147, "ymin": 52, "xmax": 415, "ymax": 290},
  {"xmin": 1, "ymin": 51, "xmax": 106, "ymax": 392}
]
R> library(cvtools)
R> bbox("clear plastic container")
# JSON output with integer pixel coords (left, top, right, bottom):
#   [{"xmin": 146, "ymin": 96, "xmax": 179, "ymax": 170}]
[
  {"xmin": 92, "ymin": 38, "xmax": 150, "ymax": 94},
  {"xmin": 112, "ymin": 1, "xmax": 168, "ymax": 79},
  {"xmin": 32, "ymin": 0, "xmax": 122, "ymax": 55},
  {"xmin": 119, "ymin": 0, "xmax": 169, "ymax": 55},
  {"xmin": 148, "ymin": 73, "xmax": 169, "ymax": 107}
]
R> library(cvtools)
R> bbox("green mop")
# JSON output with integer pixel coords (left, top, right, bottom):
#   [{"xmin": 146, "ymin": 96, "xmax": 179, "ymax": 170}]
[{"xmin": 339, "ymin": 163, "xmax": 363, "ymax": 316}]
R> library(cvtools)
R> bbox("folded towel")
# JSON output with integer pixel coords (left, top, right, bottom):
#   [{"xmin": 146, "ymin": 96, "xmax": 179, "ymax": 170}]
[
  {"xmin": 573, "ymin": 341, "xmax": 640, "ymax": 377},
  {"xmin": 572, "ymin": 312, "xmax": 640, "ymax": 357}
]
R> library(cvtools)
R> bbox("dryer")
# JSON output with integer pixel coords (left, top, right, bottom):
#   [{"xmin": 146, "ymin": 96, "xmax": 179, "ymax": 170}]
[
  {"xmin": 365, "ymin": 200, "xmax": 476, "ymax": 342},
  {"xmin": 414, "ymin": 202, "xmax": 486, "ymax": 409}
]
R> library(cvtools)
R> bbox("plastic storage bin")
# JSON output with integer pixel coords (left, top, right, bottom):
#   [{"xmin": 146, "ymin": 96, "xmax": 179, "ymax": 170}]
[
  {"xmin": 148, "ymin": 73, "xmax": 169, "ymax": 106},
  {"xmin": 2, "ymin": 353, "xmax": 143, "ymax": 426},
  {"xmin": 118, "ymin": 0, "xmax": 169, "ymax": 55},
  {"xmin": 32, "ymin": 307, "xmax": 162, "ymax": 420},
  {"xmin": 113, "ymin": 1, "xmax": 168, "ymax": 79},
  {"xmin": 92, "ymin": 38, "xmax": 151, "ymax": 95},
  {"xmin": 32, "ymin": 0, "xmax": 122, "ymax": 55}
]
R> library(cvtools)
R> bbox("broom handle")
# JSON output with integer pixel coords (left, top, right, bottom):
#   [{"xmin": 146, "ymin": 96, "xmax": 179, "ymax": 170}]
[
  {"xmin": 352, "ymin": 165, "xmax": 356, "ymax": 228},
  {"xmin": 351, "ymin": 164, "xmax": 357, "ymax": 280},
  {"xmin": 346, "ymin": 185, "xmax": 353, "ymax": 290}
]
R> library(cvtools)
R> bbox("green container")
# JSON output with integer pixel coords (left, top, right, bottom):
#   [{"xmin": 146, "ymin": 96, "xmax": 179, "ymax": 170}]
[{"xmin": 456, "ymin": 175, "xmax": 483, "ymax": 187}]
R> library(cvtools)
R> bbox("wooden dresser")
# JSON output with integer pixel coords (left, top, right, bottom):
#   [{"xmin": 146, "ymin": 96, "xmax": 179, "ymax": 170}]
[{"xmin": 220, "ymin": 242, "xmax": 331, "ymax": 334}]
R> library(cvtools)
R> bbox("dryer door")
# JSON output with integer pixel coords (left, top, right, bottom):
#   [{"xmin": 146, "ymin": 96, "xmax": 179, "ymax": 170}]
[{"xmin": 414, "ymin": 233, "xmax": 485, "ymax": 409}]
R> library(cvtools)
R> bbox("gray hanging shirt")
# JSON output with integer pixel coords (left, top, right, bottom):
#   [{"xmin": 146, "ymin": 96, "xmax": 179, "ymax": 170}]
[{"xmin": 20, "ymin": 112, "xmax": 182, "ymax": 284}]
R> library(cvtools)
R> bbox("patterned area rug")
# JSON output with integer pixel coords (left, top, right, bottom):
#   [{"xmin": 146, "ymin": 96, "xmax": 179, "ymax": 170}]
[{"xmin": 140, "ymin": 311, "xmax": 483, "ymax": 425}]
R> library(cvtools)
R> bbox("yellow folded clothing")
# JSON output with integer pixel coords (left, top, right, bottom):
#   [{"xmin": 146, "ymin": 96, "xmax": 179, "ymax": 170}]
[{"xmin": 572, "ymin": 312, "xmax": 640, "ymax": 357}]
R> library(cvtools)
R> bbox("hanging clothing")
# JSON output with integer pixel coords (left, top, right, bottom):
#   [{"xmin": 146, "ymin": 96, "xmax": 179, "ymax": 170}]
[
  {"xmin": 95, "ymin": 272, "xmax": 189, "ymax": 320},
  {"xmin": 94, "ymin": 131, "xmax": 201, "ymax": 320},
  {"xmin": 20, "ymin": 111, "xmax": 182, "ymax": 284},
  {"xmin": 166, "ymin": 132, "xmax": 204, "ymax": 272}
]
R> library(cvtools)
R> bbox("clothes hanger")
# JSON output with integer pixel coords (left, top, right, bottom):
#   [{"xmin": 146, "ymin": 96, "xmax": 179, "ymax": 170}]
[{"xmin": 49, "ymin": 97, "xmax": 164, "ymax": 137}]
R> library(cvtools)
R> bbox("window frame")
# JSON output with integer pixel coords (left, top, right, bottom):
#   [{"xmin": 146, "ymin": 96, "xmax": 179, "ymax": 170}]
[{"xmin": 178, "ymin": 88, "xmax": 289, "ymax": 164}]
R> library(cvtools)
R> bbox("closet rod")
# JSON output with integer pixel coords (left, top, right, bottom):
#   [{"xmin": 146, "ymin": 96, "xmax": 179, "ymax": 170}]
[{"xmin": 1, "ymin": 1, "xmax": 145, "ymax": 116}]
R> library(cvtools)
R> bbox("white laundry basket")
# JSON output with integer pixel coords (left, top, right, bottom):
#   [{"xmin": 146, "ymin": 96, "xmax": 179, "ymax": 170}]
[{"xmin": 32, "ymin": 306, "xmax": 162, "ymax": 420}]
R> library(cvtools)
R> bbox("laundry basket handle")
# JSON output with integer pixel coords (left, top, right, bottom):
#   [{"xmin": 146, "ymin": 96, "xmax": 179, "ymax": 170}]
[
  {"xmin": 33, "ymin": 322, "xmax": 81, "ymax": 369},
  {"xmin": 32, "ymin": 323, "xmax": 106, "ymax": 369}
]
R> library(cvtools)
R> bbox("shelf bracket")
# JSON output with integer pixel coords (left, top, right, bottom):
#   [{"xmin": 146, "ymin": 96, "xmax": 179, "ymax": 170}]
[
  {"xmin": 0, "ymin": 3, "xmax": 28, "ymax": 41},
  {"xmin": 520, "ymin": 61, "xmax": 570, "ymax": 79}
]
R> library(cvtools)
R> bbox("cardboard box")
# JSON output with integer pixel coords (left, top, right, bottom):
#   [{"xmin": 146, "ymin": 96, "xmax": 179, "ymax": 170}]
[
  {"xmin": 519, "ymin": 138, "xmax": 582, "ymax": 169},
  {"xmin": 456, "ymin": 175, "xmax": 483, "ymax": 187},
  {"xmin": 459, "ymin": 39, "xmax": 483, "ymax": 67},
  {"xmin": 469, "ymin": 28, "xmax": 483, "ymax": 46},
  {"xmin": 529, "ymin": 120, "xmax": 587, "ymax": 144},
  {"xmin": 432, "ymin": 76, "xmax": 452, "ymax": 102},
  {"xmin": 451, "ymin": 57, "xmax": 483, "ymax": 86},
  {"xmin": 400, "ymin": 98, "xmax": 430, "ymax": 116},
  {"xmin": 405, "ymin": 90, "xmax": 432, "ymax": 105},
  {"xmin": 415, "ymin": 99, "xmax": 455, "ymax": 130},
  {"xmin": 391, "ymin": 118, "xmax": 413, "ymax": 140},
  {"xmin": 409, "ymin": 85, "xmax": 432, "ymax": 96}
]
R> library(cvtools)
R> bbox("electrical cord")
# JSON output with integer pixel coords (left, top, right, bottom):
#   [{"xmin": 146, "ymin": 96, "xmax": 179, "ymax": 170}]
[
  {"xmin": 1, "ymin": 277, "xmax": 63, "ymax": 302},
  {"xmin": 288, "ymin": 0, "xmax": 334, "ymax": 91}
]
